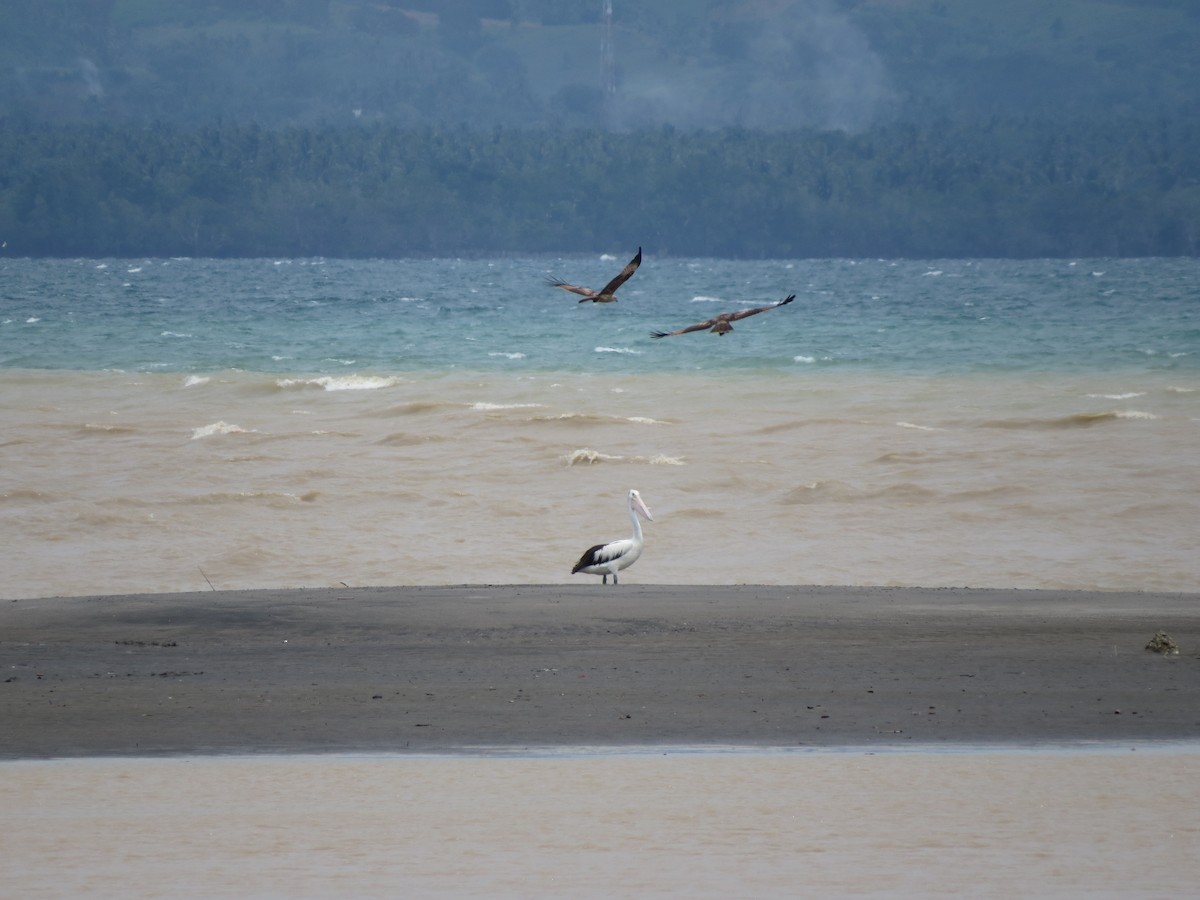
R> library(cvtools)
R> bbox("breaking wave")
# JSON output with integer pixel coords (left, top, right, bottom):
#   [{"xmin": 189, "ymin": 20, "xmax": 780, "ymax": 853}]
[
  {"xmin": 564, "ymin": 448, "xmax": 686, "ymax": 466},
  {"xmin": 276, "ymin": 375, "xmax": 401, "ymax": 391},
  {"xmin": 191, "ymin": 421, "xmax": 255, "ymax": 439}
]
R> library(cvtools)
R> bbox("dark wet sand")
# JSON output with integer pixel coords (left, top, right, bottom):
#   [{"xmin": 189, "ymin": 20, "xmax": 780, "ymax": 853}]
[{"xmin": 3, "ymin": 585, "xmax": 1198, "ymax": 758}]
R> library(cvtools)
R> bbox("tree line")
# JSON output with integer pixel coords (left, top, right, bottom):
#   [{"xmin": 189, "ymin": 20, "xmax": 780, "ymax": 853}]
[{"xmin": 1, "ymin": 118, "xmax": 1197, "ymax": 259}]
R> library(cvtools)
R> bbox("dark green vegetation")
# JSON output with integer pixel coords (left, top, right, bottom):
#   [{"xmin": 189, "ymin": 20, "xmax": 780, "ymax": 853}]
[
  {"xmin": 2, "ymin": 1, "xmax": 1198, "ymax": 257},
  {"xmin": 4, "ymin": 120, "xmax": 1197, "ymax": 258}
]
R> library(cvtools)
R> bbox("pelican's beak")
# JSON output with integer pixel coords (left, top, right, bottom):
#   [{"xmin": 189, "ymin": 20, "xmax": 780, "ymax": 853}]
[{"xmin": 634, "ymin": 493, "xmax": 653, "ymax": 522}]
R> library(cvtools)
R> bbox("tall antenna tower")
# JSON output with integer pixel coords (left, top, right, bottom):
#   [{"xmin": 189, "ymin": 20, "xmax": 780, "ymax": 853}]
[{"xmin": 600, "ymin": 0, "xmax": 615, "ymax": 98}]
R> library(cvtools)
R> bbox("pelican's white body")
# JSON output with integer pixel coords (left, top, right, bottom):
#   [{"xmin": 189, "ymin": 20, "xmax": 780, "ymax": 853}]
[{"xmin": 571, "ymin": 490, "xmax": 653, "ymax": 585}]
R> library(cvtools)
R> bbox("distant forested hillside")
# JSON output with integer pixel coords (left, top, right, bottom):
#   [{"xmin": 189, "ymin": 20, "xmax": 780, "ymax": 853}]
[
  {"xmin": 2, "ymin": 1, "xmax": 1198, "ymax": 129},
  {"xmin": 2, "ymin": 1, "xmax": 1198, "ymax": 258},
  {"xmin": 3, "ymin": 120, "xmax": 1196, "ymax": 258}
]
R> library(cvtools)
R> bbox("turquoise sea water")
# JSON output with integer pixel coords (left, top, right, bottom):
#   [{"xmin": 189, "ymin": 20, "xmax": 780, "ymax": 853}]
[{"xmin": 3, "ymin": 255, "xmax": 1197, "ymax": 375}]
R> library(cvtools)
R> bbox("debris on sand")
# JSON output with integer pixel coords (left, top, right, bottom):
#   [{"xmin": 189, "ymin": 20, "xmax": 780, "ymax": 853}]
[{"xmin": 1144, "ymin": 631, "xmax": 1179, "ymax": 655}]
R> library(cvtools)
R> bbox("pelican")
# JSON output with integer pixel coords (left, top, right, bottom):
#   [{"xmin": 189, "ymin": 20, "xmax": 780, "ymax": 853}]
[
  {"xmin": 571, "ymin": 489, "xmax": 653, "ymax": 585},
  {"xmin": 546, "ymin": 247, "xmax": 642, "ymax": 303},
  {"xmin": 650, "ymin": 294, "xmax": 796, "ymax": 337}
]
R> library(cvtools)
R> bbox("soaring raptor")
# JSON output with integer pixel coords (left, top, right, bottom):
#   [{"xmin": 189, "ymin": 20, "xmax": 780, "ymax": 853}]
[
  {"xmin": 650, "ymin": 294, "xmax": 796, "ymax": 338},
  {"xmin": 546, "ymin": 247, "xmax": 642, "ymax": 303}
]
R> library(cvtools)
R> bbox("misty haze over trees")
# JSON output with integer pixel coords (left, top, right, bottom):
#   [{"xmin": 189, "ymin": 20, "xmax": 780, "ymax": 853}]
[{"xmin": 1, "ymin": 0, "xmax": 1198, "ymax": 257}]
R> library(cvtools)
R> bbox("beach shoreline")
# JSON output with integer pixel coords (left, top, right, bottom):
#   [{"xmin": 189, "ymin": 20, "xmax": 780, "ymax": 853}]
[{"xmin": 4, "ymin": 584, "xmax": 1198, "ymax": 759}]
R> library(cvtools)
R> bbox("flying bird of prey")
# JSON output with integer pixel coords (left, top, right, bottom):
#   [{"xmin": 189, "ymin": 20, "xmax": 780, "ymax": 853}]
[
  {"xmin": 650, "ymin": 294, "xmax": 796, "ymax": 338},
  {"xmin": 546, "ymin": 247, "xmax": 642, "ymax": 303}
]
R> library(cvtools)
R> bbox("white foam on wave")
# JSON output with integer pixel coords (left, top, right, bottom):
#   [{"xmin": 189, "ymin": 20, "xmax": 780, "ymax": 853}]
[
  {"xmin": 183, "ymin": 375, "xmax": 210, "ymax": 388},
  {"xmin": 1114, "ymin": 410, "xmax": 1158, "ymax": 420},
  {"xmin": 25, "ymin": 317, "xmax": 40, "ymax": 324},
  {"xmin": 534, "ymin": 412, "xmax": 667, "ymax": 426},
  {"xmin": 191, "ymin": 421, "xmax": 254, "ymax": 439},
  {"xmin": 1167, "ymin": 386, "xmax": 1195, "ymax": 394},
  {"xmin": 896, "ymin": 422, "xmax": 941, "ymax": 431},
  {"xmin": 276, "ymin": 375, "xmax": 400, "ymax": 392},
  {"xmin": 488, "ymin": 352, "xmax": 527, "ymax": 360},
  {"xmin": 564, "ymin": 448, "xmax": 685, "ymax": 466},
  {"xmin": 161, "ymin": 331, "xmax": 192, "ymax": 338},
  {"xmin": 1087, "ymin": 392, "xmax": 1144, "ymax": 400},
  {"xmin": 594, "ymin": 346, "xmax": 641, "ymax": 355},
  {"xmin": 794, "ymin": 355, "xmax": 815, "ymax": 364},
  {"xmin": 565, "ymin": 448, "xmax": 622, "ymax": 465},
  {"xmin": 691, "ymin": 295, "xmax": 724, "ymax": 303},
  {"xmin": 644, "ymin": 454, "xmax": 685, "ymax": 465}
]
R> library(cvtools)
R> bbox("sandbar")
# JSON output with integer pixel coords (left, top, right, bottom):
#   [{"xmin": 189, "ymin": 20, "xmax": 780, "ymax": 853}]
[{"xmin": 3, "ymin": 585, "xmax": 1198, "ymax": 758}]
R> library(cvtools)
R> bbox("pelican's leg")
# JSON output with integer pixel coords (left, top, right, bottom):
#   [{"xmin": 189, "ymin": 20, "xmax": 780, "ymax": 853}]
[
  {"xmin": 612, "ymin": 572, "xmax": 619, "ymax": 585},
  {"xmin": 602, "ymin": 574, "xmax": 608, "ymax": 585}
]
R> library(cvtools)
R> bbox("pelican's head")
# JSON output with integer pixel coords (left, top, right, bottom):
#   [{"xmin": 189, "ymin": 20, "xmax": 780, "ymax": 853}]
[{"xmin": 629, "ymin": 489, "xmax": 653, "ymax": 522}]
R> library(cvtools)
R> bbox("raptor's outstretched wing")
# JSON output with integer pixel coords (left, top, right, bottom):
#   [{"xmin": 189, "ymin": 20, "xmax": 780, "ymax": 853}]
[
  {"xmin": 650, "ymin": 295, "xmax": 795, "ymax": 338},
  {"xmin": 728, "ymin": 294, "xmax": 796, "ymax": 321},
  {"xmin": 650, "ymin": 319, "xmax": 718, "ymax": 339},
  {"xmin": 596, "ymin": 247, "xmax": 642, "ymax": 298},
  {"xmin": 546, "ymin": 247, "xmax": 642, "ymax": 303},
  {"xmin": 544, "ymin": 276, "xmax": 597, "ymax": 299}
]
